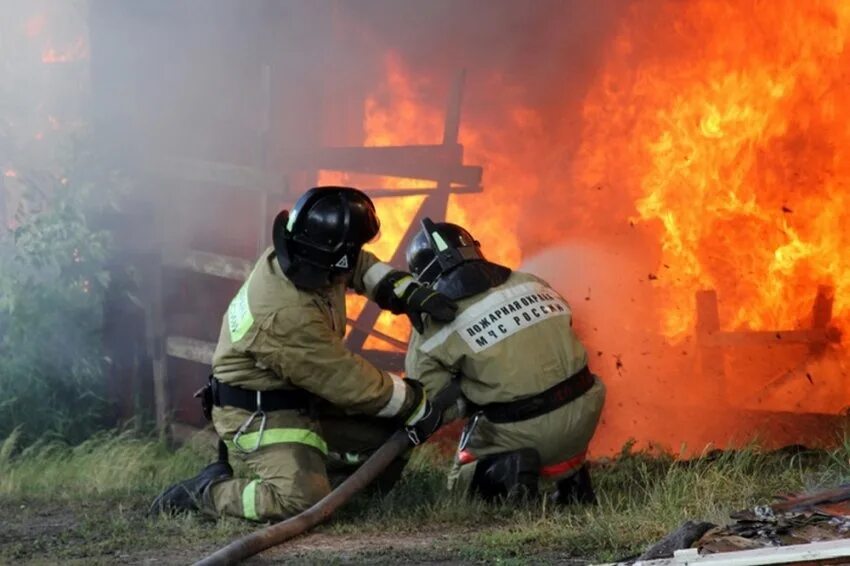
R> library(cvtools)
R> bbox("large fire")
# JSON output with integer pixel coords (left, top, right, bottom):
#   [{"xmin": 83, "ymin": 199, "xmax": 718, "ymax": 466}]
[
  {"xmin": 576, "ymin": 0, "xmax": 850, "ymax": 340},
  {"xmin": 348, "ymin": 1, "xmax": 850, "ymax": 451},
  {"xmin": 328, "ymin": 52, "xmax": 526, "ymax": 350}
]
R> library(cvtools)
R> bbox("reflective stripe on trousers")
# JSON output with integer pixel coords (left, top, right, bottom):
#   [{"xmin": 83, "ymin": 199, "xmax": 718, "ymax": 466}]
[
  {"xmin": 242, "ymin": 479, "xmax": 262, "ymax": 521},
  {"xmin": 226, "ymin": 428, "xmax": 328, "ymax": 455}
]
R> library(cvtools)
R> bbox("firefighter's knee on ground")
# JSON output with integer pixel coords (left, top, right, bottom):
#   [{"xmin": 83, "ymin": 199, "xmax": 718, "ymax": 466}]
[
  {"xmin": 469, "ymin": 448, "xmax": 541, "ymax": 502},
  {"xmin": 242, "ymin": 478, "xmax": 329, "ymax": 522}
]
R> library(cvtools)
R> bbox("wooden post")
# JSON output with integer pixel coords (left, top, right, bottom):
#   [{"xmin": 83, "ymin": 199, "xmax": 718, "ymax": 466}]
[
  {"xmin": 695, "ymin": 290, "xmax": 725, "ymax": 401},
  {"xmin": 810, "ymin": 285, "xmax": 834, "ymax": 356},
  {"xmin": 142, "ymin": 250, "xmax": 170, "ymax": 440},
  {"xmin": 256, "ymin": 63, "xmax": 273, "ymax": 255},
  {"xmin": 346, "ymin": 70, "xmax": 469, "ymax": 356},
  {"xmin": 0, "ymin": 176, "xmax": 7, "ymax": 231}
]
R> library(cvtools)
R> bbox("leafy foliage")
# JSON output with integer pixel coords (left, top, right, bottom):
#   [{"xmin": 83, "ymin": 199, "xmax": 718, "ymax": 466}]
[{"xmin": 0, "ymin": 151, "xmax": 118, "ymax": 446}]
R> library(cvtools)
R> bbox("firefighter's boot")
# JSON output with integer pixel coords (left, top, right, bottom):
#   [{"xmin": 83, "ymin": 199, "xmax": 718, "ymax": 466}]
[
  {"xmin": 550, "ymin": 463, "xmax": 596, "ymax": 506},
  {"xmin": 470, "ymin": 448, "xmax": 541, "ymax": 502},
  {"xmin": 150, "ymin": 461, "xmax": 233, "ymax": 516}
]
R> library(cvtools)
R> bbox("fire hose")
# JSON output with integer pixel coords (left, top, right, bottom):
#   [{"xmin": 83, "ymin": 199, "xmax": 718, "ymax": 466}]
[{"xmin": 193, "ymin": 382, "xmax": 460, "ymax": 566}]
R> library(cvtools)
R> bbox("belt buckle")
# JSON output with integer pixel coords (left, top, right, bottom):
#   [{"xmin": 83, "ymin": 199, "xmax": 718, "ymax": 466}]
[
  {"xmin": 233, "ymin": 391, "xmax": 267, "ymax": 454},
  {"xmin": 458, "ymin": 412, "xmax": 482, "ymax": 452}
]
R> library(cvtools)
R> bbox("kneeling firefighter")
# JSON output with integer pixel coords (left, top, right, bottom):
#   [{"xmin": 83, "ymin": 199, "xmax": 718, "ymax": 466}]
[
  {"xmin": 404, "ymin": 219, "xmax": 606, "ymax": 503},
  {"xmin": 151, "ymin": 187, "xmax": 453, "ymax": 521}
]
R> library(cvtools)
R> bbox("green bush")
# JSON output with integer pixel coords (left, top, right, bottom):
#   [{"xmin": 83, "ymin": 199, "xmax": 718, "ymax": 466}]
[{"xmin": 0, "ymin": 170, "xmax": 114, "ymax": 446}]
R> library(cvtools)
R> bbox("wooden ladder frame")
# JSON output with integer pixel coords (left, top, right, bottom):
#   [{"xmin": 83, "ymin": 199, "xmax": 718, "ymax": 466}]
[{"xmin": 143, "ymin": 70, "xmax": 482, "ymax": 436}]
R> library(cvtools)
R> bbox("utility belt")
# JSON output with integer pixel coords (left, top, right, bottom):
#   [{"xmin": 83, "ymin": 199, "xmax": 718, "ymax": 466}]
[
  {"xmin": 467, "ymin": 366, "xmax": 594, "ymax": 425},
  {"xmin": 195, "ymin": 376, "xmax": 316, "ymax": 421},
  {"xmin": 196, "ymin": 376, "xmax": 319, "ymax": 455}
]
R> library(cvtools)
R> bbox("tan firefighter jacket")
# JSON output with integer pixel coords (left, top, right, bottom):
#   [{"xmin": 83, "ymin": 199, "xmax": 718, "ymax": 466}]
[
  {"xmin": 405, "ymin": 270, "xmax": 605, "ymax": 467},
  {"xmin": 212, "ymin": 247, "xmax": 411, "ymax": 419},
  {"xmin": 406, "ymin": 270, "xmax": 588, "ymax": 404}
]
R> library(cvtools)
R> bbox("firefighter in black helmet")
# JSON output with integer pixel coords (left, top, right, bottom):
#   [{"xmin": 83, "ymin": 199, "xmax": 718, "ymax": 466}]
[
  {"xmin": 152, "ymin": 187, "xmax": 453, "ymax": 521},
  {"xmin": 404, "ymin": 218, "xmax": 606, "ymax": 504}
]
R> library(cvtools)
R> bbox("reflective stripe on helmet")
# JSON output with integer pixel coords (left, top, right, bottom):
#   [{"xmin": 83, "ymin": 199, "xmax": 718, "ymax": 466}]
[
  {"xmin": 227, "ymin": 428, "xmax": 328, "ymax": 455},
  {"xmin": 242, "ymin": 479, "xmax": 261, "ymax": 521}
]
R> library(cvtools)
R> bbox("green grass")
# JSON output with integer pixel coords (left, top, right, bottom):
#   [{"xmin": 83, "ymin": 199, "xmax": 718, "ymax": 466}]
[{"xmin": 2, "ymin": 430, "xmax": 850, "ymax": 564}]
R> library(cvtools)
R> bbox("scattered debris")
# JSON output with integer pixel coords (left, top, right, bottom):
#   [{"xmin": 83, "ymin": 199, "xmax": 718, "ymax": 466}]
[
  {"xmin": 626, "ymin": 483, "xmax": 850, "ymax": 564},
  {"xmin": 636, "ymin": 521, "xmax": 716, "ymax": 561}
]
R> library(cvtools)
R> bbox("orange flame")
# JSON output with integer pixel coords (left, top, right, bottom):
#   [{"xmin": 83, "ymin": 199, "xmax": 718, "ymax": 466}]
[
  {"xmin": 25, "ymin": 14, "xmax": 46, "ymax": 38},
  {"xmin": 334, "ymin": 52, "xmax": 530, "ymax": 349},
  {"xmin": 42, "ymin": 37, "xmax": 88, "ymax": 64},
  {"xmin": 576, "ymin": 0, "xmax": 850, "ymax": 340}
]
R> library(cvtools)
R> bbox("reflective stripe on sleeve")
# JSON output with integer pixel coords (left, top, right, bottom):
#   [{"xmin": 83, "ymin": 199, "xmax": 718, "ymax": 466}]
[
  {"xmin": 228, "ymin": 428, "xmax": 328, "ymax": 455},
  {"xmin": 392, "ymin": 275, "xmax": 414, "ymax": 298},
  {"xmin": 362, "ymin": 262, "xmax": 394, "ymax": 296},
  {"xmin": 376, "ymin": 373, "xmax": 407, "ymax": 417},
  {"xmin": 242, "ymin": 479, "xmax": 261, "ymax": 521},
  {"xmin": 404, "ymin": 392, "xmax": 428, "ymax": 426}
]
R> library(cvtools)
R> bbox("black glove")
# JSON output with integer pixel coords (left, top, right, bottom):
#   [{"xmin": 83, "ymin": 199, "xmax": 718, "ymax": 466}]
[
  {"xmin": 373, "ymin": 271, "xmax": 458, "ymax": 333},
  {"xmin": 399, "ymin": 281, "xmax": 458, "ymax": 333},
  {"xmin": 399, "ymin": 379, "xmax": 442, "ymax": 445}
]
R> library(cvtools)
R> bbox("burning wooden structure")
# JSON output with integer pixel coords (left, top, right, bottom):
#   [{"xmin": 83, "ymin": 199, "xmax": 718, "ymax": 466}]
[
  {"xmin": 88, "ymin": 0, "xmax": 483, "ymax": 435},
  {"xmin": 148, "ymin": 74, "xmax": 481, "ymax": 435},
  {"xmin": 696, "ymin": 286, "xmax": 842, "ymax": 404},
  {"xmin": 39, "ymin": 0, "xmax": 850, "ymax": 452}
]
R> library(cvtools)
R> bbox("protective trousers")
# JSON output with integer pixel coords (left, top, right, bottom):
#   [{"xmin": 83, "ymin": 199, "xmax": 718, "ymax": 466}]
[
  {"xmin": 207, "ymin": 405, "xmax": 400, "ymax": 522},
  {"xmin": 448, "ymin": 378, "xmax": 606, "ymax": 494}
]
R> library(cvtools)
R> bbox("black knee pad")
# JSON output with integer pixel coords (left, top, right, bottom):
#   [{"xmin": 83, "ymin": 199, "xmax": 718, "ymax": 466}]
[{"xmin": 470, "ymin": 448, "xmax": 541, "ymax": 502}]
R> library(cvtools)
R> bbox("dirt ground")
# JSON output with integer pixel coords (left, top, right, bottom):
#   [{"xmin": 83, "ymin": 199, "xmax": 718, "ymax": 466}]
[{"xmin": 0, "ymin": 499, "xmax": 591, "ymax": 565}]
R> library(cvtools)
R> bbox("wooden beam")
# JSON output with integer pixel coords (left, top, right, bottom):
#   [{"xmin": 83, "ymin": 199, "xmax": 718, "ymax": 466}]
[
  {"xmin": 163, "ymin": 249, "xmax": 252, "ymax": 281},
  {"xmin": 695, "ymin": 290, "xmax": 720, "ymax": 337},
  {"xmin": 695, "ymin": 289, "xmax": 725, "ymax": 395},
  {"xmin": 346, "ymin": 318, "xmax": 407, "ymax": 350},
  {"xmin": 361, "ymin": 185, "xmax": 482, "ymax": 199},
  {"xmin": 167, "ymin": 336, "xmax": 215, "ymax": 365},
  {"xmin": 281, "ymin": 144, "xmax": 483, "ymax": 186},
  {"xmin": 145, "ymin": 156, "xmax": 282, "ymax": 192},
  {"xmin": 701, "ymin": 328, "xmax": 837, "ymax": 347},
  {"xmin": 810, "ymin": 285, "xmax": 834, "ymax": 355}
]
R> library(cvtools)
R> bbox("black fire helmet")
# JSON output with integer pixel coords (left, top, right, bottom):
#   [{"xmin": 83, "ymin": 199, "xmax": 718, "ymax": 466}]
[
  {"xmin": 273, "ymin": 186, "xmax": 380, "ymax": 290},
  {"xmin": 406, "ymin": 217, "xmax": 511, "ymax": 301}
]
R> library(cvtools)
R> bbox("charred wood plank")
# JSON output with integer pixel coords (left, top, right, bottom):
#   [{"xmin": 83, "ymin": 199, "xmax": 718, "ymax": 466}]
[
  {"xmin": 145, "ymin": 156, "xmax": 282, "ymax": 192},
  {"xmin": 637, "ymin": 520, "xmax": 716, "ymax": 561},
  {"xmin": 282, "ymin": 145, "xmax": 482, "ymax": 186},
  {"xmin": 345, "ymin": 319, "xmax": 407, "ymax": 350},
  {"xmin": 163, "ymin": 249, "xmax": 252, "ymax": 281},
  {"xmin": 167, "ymin": 336, "xmax": 215, "ymax": 365},
  {"xmin": 701, "ymin": 328, "xmax": 838, "ymax": 347},
  {"xmin": 361, "ymin": 185, "xmax": 481, "ymax": 198}
]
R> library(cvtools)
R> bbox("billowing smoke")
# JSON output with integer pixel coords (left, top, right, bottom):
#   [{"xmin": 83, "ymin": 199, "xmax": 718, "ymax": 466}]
[{"xmin": 4, "ymin": 0, "xmax": 846, "ymax": 454}]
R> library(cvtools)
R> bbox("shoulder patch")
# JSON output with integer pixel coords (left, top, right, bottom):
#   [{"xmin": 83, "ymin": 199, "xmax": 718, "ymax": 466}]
[{"xmin": 228, "ymin": 281, "xmax": 254, "ymax": 342}]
